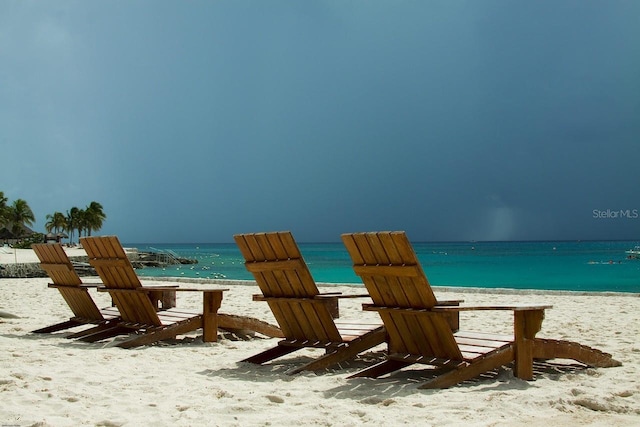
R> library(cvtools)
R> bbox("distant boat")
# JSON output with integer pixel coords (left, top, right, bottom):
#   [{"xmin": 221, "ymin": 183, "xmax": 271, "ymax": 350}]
[{"xmin": 625, "ymin": 246, "xmax": 640, "ymax": 259}]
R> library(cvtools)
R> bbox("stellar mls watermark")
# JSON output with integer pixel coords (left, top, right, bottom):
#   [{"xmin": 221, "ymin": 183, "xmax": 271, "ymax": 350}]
[{"xmin": 592, "ymin": 209, "xmax": 639, "ymax": 219}]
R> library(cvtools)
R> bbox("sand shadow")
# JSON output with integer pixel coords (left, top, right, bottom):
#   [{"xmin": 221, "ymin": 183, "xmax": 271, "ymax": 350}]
[
  {"xmin": 3, "ymin": 327, "xmax": 268, "ymax": 351},
  {"xmin": 322, "ymin": 359, "xmax": 592, "ymax": 400},
  {"xmin": 202, "ymin": 348, "xmax": 593, "ymax": 400},
  {"xmin": 197, "ymin": 349, "xmax": 390, "ymax": 384}
]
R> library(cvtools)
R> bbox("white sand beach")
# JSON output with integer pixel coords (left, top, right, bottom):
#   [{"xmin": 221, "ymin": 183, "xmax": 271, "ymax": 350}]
[
  {"xmin": 0, "ymin": 247, "xmax": 89, "ymax": 264},
  {"xmin": 1, "ymin": 262, "xmax": 639, "ymax": 425}
]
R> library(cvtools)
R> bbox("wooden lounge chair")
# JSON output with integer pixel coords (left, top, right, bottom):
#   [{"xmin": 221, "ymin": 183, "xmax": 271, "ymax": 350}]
[
  {"xmin": 80, "ymin": 235, "xmax": 281, "ymax": 348},
  {"xmin": 341, "ymin": 231, "xmax": 621, "ymax": 389},
  {"xmin": 32, "ymin": 243, "xmax": 119, "ymax": 335},
  {"xmin": 234, "ymin": 231, "xmax": 386, "ymax": 374}
]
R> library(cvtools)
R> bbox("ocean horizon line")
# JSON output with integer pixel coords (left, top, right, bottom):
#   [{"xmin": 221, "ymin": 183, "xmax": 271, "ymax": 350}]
[{"xmin": 124, "ymin": 238, "xmax": 640, "ymax": 246}]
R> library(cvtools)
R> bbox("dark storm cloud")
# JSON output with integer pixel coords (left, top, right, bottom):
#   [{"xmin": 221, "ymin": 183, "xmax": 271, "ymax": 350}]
[{"xmin": 1, "ymin": 1, "xmax": 638, "ymax": 242}]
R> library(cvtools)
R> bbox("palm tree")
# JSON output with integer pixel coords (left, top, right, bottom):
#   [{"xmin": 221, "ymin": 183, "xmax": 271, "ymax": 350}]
[
  {"xmin": 66, "ymin": 207, "xmax": 81, "ymax": 244},
  {"xmin": 45, "ymin": 211, "xmax": 68, "ymax": 236},
  {"xmin": 0, "ymin": 191, "xmax": 9, "ymax": 228},
  {"xmin": 84, "ymin": 201, "xmax": 106, "ymax": 236},
  {"xmin": 76, "ymin": 208, "xmax": 89, "ymax": 238},
  {"xmin": 8, "ymin": 199, "xmax": 35, "ymax": 238}
]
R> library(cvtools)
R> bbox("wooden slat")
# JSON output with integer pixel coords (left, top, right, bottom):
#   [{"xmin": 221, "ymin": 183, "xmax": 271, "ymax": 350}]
[
  {"xmin": 264, "ymin": 301, "xmax": 293, "ymax": 337},
  {"xmin": 389, "ymin": 232, "xmax": 438, "ymax": 308},
  {"xmin": 33, "ymin": 243, "xmax": 105, "ymax": 322},
  {"xmin": 432, "ymin": 305, "xmax": 553, "ymax": 312},
  {"xmin": 342, "ymin": 232, "xmax": 465, "ymax": 362},
  {"xmin": 278, "ymin": 232, "xmax": 319, "ymax": 297},
  {"xmin": 455, "ymin": 330, "xmax": 513, "ymax": 342},
  {"xmin": 39, "ymin": 263, "xmax": 74, "ymax": 273},
  {"xmin": 88, "ymin": 258, "xmax": 130, "ymax": 268},
  {"xmin": 33, "ymin": 243, "xmax": 82, "ymax": 286},
  {"xmin": 344, "ymin": 232, "xmax": 439, "ymax": 309},
  {"xmin": 233, "ymin": 231, "xmax": 386, "ymax": 371},
  {"xmin": 289, "ymin": 300, "xmax": 320, "ymax": 340},
  {"xmin": 458, "ymin": 343, "xmax": 502, "ymax": 355},
  {"xmin": 239, "ymin": 233, "xmax": 296, "ymax": 297},
  {"xmin": 82, "ymin": 236, "xmax": 162, "ymax": 326},
  {"xmin": 79, "ymin": 236, "xmax": 235, "ymax": 346},
  {"xmin": 235, "ymin": 232, "xmax": 366, "ymax": 345},
  {"xmin": 455, "ymin": 336, "xmax": 512, "ymax": 348},
  {"xmin": 342, "ymin": 231, "xmax": 620, "ymax": 387},
  {"xmin": 352, "ymin": 264, "xmax": 421, "ymax": 277},
  {"xmin": 418, "ymin": 312, "xmax": 462, "ymax": 359},
  {"xmin": 244, "ymin": 259, "xmax": 307, "ymax": 273}
]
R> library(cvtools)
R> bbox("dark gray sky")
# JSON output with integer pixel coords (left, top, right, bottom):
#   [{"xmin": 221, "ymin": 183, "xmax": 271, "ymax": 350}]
[{"xmin": 2, "ymin": 1, "xmax": 639, "ymax": 242}]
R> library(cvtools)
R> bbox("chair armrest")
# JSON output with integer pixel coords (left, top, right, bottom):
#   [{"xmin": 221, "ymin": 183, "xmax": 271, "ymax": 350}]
[
  {"xmin": 98, "ymin": 287, "xmax": 228, "ymax": 293},
  {"xmin": 251, "ymin": 293, "xmax": 369, "ymax": 301},
  {"xmin": 315, "ymin": 292, "xmax": 371, "ymax": 299},
  {"xmin": 252, "ymin": 294, "xmax": 331, "ymax": 303},
  {"xmin": 48, "ymin": 283, "xmax": 98, "ymax": 289},
  {"xmin": 437, "ymin": 299, "xmax": 463, "ymax": 305},
  {"xmin": 331, "ymin": 293, "xmax": 372, "ymax": 299},
  {"xmin": 137, "ymin": 286, "xmax": 181, "ymax": 292},
  {"xmin": 362, "ymin": 303, "xmax": 551, "ymax": 312},
  {"xmin": 315, "ymin": 293, "xmax": 371, "ymax": 300},
  {"xmin": 431, "ymin": 304, "xmax": 552, "ymax": 312},
  {"xmin": 140, "ymin": 287, "xmax": 227, "ymax": 292},
  {"xmin": 252, "ymin": 293, "xmax": 369, "ymax": 301},
  {"xmin": 140, "ymin": 284, "xmax": 179, "ymax": 289}
]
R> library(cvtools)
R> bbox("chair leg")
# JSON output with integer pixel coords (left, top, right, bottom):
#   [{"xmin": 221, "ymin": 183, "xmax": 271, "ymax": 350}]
[
  {"xmin": 241, "ymin": 344, "xmax": 299, "ymax": 365},
  {"xmin": 32, "ymin": 319, "xmax": 82, "ymax": 334},
  {"xmin": 202, "ymin": 292, "xmax": 223, "ymax": 343},
  {"xmin": 116, "ymin": 318, "xmax": 202, "ymax": 348},
  {"xmin": 348, "ymin": 359, "xmax": 412, "ymax": 379},
  {"xmin": 419, "ymin": 346, "xmax": 514, "ymax": 389},
  {"xmin": 288, "ymin": 327, "xmax": 387, "ymax": 374},
  {"xmin": 66, "ymin": 322, "xmax": 119, "ymax": 339},
  {"xmin": 78, "ymin": 325, "xmax": 131, "ymax": 343}
]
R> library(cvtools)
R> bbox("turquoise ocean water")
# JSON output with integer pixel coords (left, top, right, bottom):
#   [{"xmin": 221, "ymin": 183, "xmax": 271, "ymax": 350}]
[{"xmin": 127, "ymin": 240, "xmax": 640, "ymax": 293}]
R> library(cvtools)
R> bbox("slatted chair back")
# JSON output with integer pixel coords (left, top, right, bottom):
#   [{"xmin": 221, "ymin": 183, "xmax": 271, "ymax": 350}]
[
  {"xmin": 341, "ymin": 231, "xmax": 462, "ymax": 360},
  {"xmin": 33, "ymin": 243, "xmax": 104, "ymax": 321},
  {"xmin": 234, "ymin": 231, "xmax": 342, "ymax": 343},
  {"xmin": 81, "ymin": 236, "xmax": 162, "ymax": 327}
]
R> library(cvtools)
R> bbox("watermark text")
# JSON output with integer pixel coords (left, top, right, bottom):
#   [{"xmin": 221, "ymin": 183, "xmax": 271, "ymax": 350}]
[{"xmin": 592, "ymin": 209, "xmax": 638, "ymax": 219}]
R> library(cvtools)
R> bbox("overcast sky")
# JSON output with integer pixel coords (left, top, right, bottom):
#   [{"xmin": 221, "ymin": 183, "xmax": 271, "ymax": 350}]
[{"xmin": 1, "ymin": 1, "xmax": 639, "ymax": 243}]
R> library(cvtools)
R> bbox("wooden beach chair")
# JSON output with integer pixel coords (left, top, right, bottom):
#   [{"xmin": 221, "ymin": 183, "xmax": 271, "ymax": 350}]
[
  {"xmin": 80, "ymin": 235, "xmax": 281, "ymax": 348},
  {"xmin": 32, "ymin": 243, "xmax": 119, "ymax": 335},
  {"xmin": 234, "ymin": 231, "xmax": 387, "ymax": 374},
  {"xmin": 341, "ymin": 231, "xmax": 621, "ymax": 389}
]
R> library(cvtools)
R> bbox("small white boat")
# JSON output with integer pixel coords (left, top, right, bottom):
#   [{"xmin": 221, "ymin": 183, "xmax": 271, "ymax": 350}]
[{"xmin": 625, "ymin": 246, "xmax": 640, "ymax": 259}]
